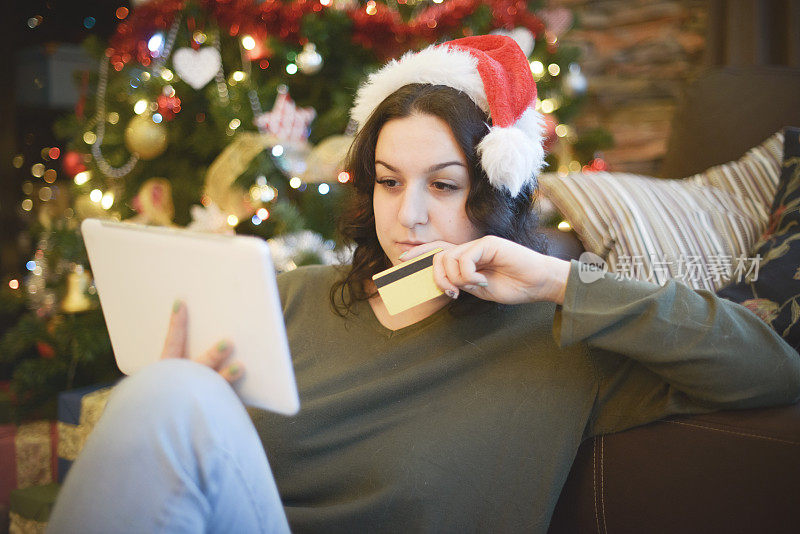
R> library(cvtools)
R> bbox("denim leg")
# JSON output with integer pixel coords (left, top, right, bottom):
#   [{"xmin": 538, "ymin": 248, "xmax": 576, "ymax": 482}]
[{"xmin": 48, "ymin": 359, "xmax": 290, "ymax": 534}]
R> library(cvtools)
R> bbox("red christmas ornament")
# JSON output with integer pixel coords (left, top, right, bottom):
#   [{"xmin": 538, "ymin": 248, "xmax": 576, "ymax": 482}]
[
  {"xmin": 36, "ymin": 341, "xmax": 56, "ymax": 359},
  {"xmin": 157, "ymin": 94, "xmax": 182, "ymax": 121},
  {"xmin": 62, "ymin": 151, "xmax": 87, "ymax": 177}
]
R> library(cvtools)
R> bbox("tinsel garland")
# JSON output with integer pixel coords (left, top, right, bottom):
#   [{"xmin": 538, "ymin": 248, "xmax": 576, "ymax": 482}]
[{"xmin": 107, "ymin": 0, "xmax": 545, "ymax": 66}]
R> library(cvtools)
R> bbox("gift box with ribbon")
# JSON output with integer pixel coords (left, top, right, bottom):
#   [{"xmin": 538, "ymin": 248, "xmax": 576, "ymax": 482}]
[{"xmin": 56, "ymin": 383, "xmax": 115, "ymax": 483}]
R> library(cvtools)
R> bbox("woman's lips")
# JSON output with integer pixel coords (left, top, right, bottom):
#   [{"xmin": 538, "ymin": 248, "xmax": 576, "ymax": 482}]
[{"xmin": 396, "ymin": 241, "xmax": 426, "ymax": 252}]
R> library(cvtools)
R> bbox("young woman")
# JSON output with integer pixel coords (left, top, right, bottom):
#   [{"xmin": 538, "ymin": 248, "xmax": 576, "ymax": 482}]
[{"xmin": 49, "ymin": 36, "xmax": 800, "ymax": 533}]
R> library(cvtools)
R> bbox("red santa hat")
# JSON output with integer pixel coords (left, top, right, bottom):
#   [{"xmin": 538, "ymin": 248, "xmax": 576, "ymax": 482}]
[{"xmin": 350, "ymin": 34, "xmax": 546, "ymax": 198}]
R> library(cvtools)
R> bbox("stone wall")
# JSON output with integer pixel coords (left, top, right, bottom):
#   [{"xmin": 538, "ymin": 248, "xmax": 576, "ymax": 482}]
[{"xmin": 558, "ymin": 0, "xmax": 709, "ymax": 175}]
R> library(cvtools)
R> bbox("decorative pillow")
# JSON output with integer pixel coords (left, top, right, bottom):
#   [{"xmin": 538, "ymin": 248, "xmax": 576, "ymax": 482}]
[
  {"xmin": 717, "ymin": 127, "xmax": 800, "ymax": 351},
  {"xmin": 539, "ymin": 131, "xmax": 784, "ymax": 291}
]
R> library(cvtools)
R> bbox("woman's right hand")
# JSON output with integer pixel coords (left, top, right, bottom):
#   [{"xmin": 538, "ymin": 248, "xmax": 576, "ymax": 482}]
[{"xmin": 160, "ymin": 300, "xmax": 244, "ymax": 384}]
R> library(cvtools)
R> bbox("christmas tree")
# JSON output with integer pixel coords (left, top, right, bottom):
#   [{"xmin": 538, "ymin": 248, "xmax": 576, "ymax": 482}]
[{"xmin": 2, "ymin": 0, "xmax": 609, "ymax": 421}]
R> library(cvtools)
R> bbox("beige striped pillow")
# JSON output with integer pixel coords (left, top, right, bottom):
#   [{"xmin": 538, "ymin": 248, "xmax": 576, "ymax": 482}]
[{"xmin": 539, "ymin": 131, "xmax": 784, "ymax": 291}]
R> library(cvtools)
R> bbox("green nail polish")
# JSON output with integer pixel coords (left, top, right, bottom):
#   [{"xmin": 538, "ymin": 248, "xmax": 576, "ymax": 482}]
[
  {"xmin": 477, "ymin": 281, "xmax": 489, "ymax": 287},
  {"xmin": 173, "ymin": 300, "xmax": 182, "ymax": 313},
  {"xmin": 217, "ymin": 340, "xmax": 229, "ymax": 351},
  {"xmin": 228, "ymin": 363, "xmax": 240, "ymax": 375},
  {"xmin": 399, "ymin": 251, "xmax": 408, "ymax": 259}
]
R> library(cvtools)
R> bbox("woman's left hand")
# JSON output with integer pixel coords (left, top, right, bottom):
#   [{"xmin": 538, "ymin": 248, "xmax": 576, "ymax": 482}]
[{"xmin": 400, "ymin": 236, "xmax": 572, "ymax": 305}]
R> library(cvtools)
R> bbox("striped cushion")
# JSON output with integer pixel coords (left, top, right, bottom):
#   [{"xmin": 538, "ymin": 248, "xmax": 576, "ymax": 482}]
[{"xmin": 539, "ymin": 131, "xmax": 784, "ymax": 291}]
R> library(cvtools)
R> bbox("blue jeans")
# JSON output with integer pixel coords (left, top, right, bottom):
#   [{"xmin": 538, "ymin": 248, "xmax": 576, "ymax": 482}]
[{"xmin": 48, "ymin": 359, "xmax": 290, "ymax": 533}]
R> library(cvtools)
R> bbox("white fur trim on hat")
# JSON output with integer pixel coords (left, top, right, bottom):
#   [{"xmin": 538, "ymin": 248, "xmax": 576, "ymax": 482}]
[
  {"xmin": 477, "ymin": 107, "xmax": 546, "ymax": 197},
  {"xmin": 350, "ymin": 44, "xmax": 488, "ymax": 127}
]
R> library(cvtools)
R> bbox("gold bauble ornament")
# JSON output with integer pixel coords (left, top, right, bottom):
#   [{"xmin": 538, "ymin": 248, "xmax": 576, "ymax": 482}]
[
  {"xmin": 62, "ymin": 264, "xmax": 93, "ymax": 313},
  {"xmin": 124, "ymin": 114, "xmax": 168, "ymax": 160}
]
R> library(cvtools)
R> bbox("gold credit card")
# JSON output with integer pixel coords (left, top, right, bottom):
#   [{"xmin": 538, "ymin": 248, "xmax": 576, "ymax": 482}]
[{"xmin": 372, "ymin": 248, "xmax": 443, "ymax": 315}]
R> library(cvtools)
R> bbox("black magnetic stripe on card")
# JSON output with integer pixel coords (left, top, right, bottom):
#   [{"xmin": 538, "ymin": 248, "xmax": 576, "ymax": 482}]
[{"xmin": 374, "ymin": 254, "xmax": 435, "ymax": 288}]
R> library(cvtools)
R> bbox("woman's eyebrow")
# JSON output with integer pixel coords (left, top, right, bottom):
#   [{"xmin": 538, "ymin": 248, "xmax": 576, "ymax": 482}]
[{"xmin": 375, "ymin": 160, "xmax": 465, "ymax": 174}]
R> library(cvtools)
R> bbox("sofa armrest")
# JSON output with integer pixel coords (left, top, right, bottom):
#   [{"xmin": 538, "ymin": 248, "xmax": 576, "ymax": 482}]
[{"xmin": 548, "ymin": 402, "xmax": 800, "ymax": 534}]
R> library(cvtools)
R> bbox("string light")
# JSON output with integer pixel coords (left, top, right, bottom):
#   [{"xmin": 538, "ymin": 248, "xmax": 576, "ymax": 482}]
[
  {"xmin": 557, "ymin": 221, "xmax": 572, "ymax": 232},
  {"xmin": 21, "ymin": 199, "xmax": 33, "ymax": 211},
  {"xmin": 231, "ymin": 71, "xmax": 246, "ymax": 82},
  {"xmin": 27, "ymin": 16, "xmax": 42, "ymax": 29},
  {"xmin": 366, "ymin": 1, "xmax": 377, "ymax": 15},
  {"xmin": 9, "ymin": 280, "xmax": 19, "ymax": 290},
  {"xmin": 161, "ymin": 68, "xmax": 174, "ymax": 81},
  {"xmin": 241, "ymin": 36, "xmax": 256, "ymax": 50},
  {"xmin": 90, "ymin": 189, "xmax": 102, "ymax": 202},
  {"xmin": 48, "ymin": 147, "xmax": 60, "ymax": 159},
  {"xmin": 83, "ymin": 17, "xmax": 96, "ymax": 29},
  {"xmin": 286, "ymin": 64, "xmax": 298, "ymax": 75},
  {"xmin": 108, "ymin": 112, "xmax": 119, "ymax": 124},
  {"xmin": 337, "ymin": 171, "xmax": 350, "ymax": 183},
  {"xmin": 83, "ymin": 131, "xmax": 97, "ymax": 144},
  {"xmin": 318, "ymin": 183, "xmax": 330, "ymax": 195},
  {"xmin": 257, "ymin": 208, "xmax": 269, "ymax": 220},
  {"xmin": 152, "ymin": 113, "xmax": 163, "ymax": 123},
  {"xmin": 530, "ymin": 61, "xmax": 544, "ymax": 76},
  {"xmin": 272, "ymin": 145, "xmax": 284, "ymax": 157},
  {"xmin": 193, "ymin": 31, "xmax": 207, "ymax": 44},
  {"xmin": 38, "ymin": 187, "xmax": 52, "ymax": 201},
  {"xmin": 548, "ymin": 63, "xmax": 561, "ymax": 76},
  {"xmin": 101, "ymin": 192, "xmax": 114, "ymax": 209},
  {"xmin": 31, "ymin": 163, "xmax": 45, "ymax": 177},
  {"xmin": 26, "ymin": 261, "xmax": 36, "ymax": 271},
  {"xmin": 74, "ymin": 171, "xmax": 91, "ymax": 185},
  {"xmin": 540, "ymin": 100, "xmax": 555, "ymax": 114},
  {"xmin": 227, "ymin": 215, "xmax": 239, "ymax": 227},
  {"xmin": 116, "ymin": 7, "xmax": 129, "ymax": 20},
  {"xmin": 289, "ymin": 177, "xmax": 302, "ymax": 188},
  {"xmin": 568, "ymin": 160, "xmax": 581, "ymax": 172},
  {"xmin": 229, "ymin": 118, "xmax": 241, "ymax": 130},
  {"xmin": 148, "ymin": 33, "xmax": 165, "ymax": 55},
  {"xmin": 555, "ymin": 124, "xmax": 569, "ymax": 137},
  {"xmin": 134, "ymin": 99, "xmax": 148, "ymax": 114},
  {"xmin": 251, "ymin": 215, "xmax": 262, "ymax": 225},
  {"xmin": 43, "ymin": 169, "xmax": 57, "ymax": 183},
  {"xmin": 12, "ymin": 155, "xmax": 23, "ymax": 168}
]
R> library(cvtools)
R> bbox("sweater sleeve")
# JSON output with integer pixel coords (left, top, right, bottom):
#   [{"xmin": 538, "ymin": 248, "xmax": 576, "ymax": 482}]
[{"xmin": 552, "ymin": 260, "xmax": 800, "ymax": 438}]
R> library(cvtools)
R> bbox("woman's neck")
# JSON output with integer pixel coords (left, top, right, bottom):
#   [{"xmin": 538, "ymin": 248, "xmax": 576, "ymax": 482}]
[{"xmin": 365, "ymin": 279, "xmax": 451, "ymax": 332}]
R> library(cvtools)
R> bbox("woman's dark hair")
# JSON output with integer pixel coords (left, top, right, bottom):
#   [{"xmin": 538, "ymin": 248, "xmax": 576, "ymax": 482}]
[{"xmin": 330, "ymin": 83, "xmax": 546, "ymax": 317}]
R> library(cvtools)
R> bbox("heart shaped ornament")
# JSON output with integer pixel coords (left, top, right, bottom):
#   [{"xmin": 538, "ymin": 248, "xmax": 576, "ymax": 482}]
[
  {"xmin": 539, "ymin": 8, "xmax": 574, "ymax": 38},
  {"xmin": 172, "ymin": 47, "xmax": 221, "ymax": 90},
  {"xmin": 491, "ymin": 27, "xmax": 535, "ymax": 57}
]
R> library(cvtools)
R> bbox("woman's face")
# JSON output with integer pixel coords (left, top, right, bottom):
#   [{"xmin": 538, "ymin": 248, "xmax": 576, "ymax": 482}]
[{"xmin": 372, "ymin": 113, "xmax": 483, "ymax": 266}]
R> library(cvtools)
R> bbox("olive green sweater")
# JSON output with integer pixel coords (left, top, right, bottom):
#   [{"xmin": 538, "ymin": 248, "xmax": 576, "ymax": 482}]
[{"xmin": 248, "ymin": 261, "xmax": 800, "ymax": 533}]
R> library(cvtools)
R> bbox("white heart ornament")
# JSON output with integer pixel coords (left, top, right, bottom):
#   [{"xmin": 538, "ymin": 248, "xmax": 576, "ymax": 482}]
[
  {"xmin": 491, "ymin": 27, "xmax": 535, "ymax": 57},
  {"xmin": 172, "ymin": 47, "xmax": 221, "ymax": 90}
]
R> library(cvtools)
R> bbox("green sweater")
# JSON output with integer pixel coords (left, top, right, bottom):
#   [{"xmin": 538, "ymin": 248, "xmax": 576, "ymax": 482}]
[{"xmin": 248, "ymin": 261, "xmax": 800, "ymax": 533}]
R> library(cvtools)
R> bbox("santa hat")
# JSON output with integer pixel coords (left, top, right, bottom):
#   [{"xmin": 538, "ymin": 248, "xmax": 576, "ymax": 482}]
[{"xmin": 350, "ymin": 34, "xmax": 546, "ymax": 198}]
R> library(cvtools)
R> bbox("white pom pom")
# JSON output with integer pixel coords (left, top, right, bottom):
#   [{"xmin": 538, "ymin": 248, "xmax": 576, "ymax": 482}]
[{"xmin": 476, "ymin": 114, "xmax": 546, "ymax": 197}]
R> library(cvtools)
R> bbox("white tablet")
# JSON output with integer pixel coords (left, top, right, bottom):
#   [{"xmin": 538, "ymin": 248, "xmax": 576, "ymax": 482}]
[{"xmin": 81, "ymin": 218, "xmax": 300, "ymax": 416}]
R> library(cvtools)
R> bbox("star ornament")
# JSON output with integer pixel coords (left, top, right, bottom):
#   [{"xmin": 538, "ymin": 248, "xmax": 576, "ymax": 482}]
[{"xmin": 253, "ymin": 85, "xmax": 316, "ymax": 143}]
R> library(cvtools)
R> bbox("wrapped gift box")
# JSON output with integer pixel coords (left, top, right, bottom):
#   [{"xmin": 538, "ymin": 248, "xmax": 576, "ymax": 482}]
[
  {"xmin": 56, "ymin": 383, "xmax": 114, "ymax": 483},
  {"xmin": 0, "ymin": 420, "xmax": 58, "ymax": 530},
  {"xmin": 9, "ymin": 482, "xmax": 60, "ymax": 534}
]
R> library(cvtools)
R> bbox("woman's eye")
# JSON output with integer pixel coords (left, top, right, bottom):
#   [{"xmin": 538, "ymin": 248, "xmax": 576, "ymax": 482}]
[
  {"xmin": 376, "ymin": 178, "xmax": 399, "ymax": 188},
  {"xmin": 432, "ymin": 181, "xmax": 458, "ymax": 191}
]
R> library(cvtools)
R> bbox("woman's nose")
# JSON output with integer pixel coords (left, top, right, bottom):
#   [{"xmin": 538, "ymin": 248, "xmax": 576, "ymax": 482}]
[{"xmin": 397, "ymin": 187, "xmax": 428, "ymax": 228}]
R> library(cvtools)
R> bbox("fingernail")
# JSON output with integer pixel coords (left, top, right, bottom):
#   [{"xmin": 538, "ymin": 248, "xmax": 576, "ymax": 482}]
[
  {"xmin": 399, "ymin": 251, "xmax": 408, "ymax": 260},
  {"xmin": 464, "ymin": 284, "xmax": 476, "ymax": 291},
  {"xmin": 477, "ymin": 281, "xmax": 489, "ymax": 288},
  {"xmin": 172, "ymin": 300, "xmax": 182, "ymax": 313},
  {"xmin": 227, "ymin": 363, "xmax": 240, "ymax": 376},
  {"xmin": 445, "ymin": 289, "xmax": 459, "ymax": 299},
  {"xmin": 217, "ymin": 340, "xmax": 229, "ymax": 351}
]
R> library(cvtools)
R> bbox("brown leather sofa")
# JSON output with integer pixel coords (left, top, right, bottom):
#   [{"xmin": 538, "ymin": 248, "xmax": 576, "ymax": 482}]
[{"xmin": 544, "ymin": 66, "xmax": 800, "ymax": 534}]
